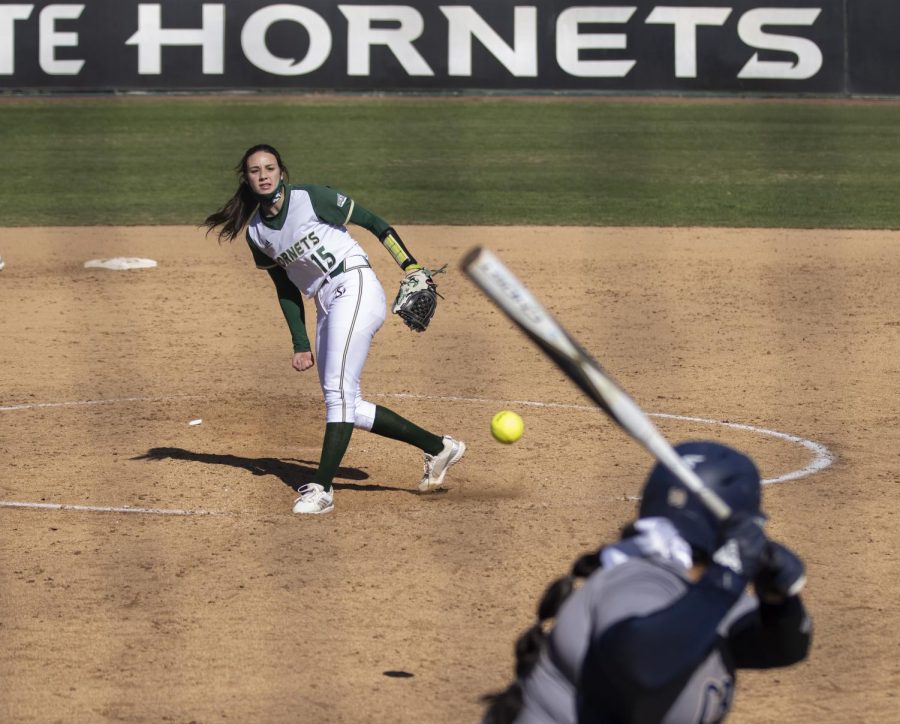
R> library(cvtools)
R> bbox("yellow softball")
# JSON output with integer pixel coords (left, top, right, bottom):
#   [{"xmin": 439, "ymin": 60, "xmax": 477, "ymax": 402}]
[{"xmin": 491, "ymin": 410, "xmax": 525, "ymax": 444}]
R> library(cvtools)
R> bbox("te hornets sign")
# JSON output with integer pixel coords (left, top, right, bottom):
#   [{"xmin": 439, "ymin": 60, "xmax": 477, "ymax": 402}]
[{"xmin": 0, "ymin": 1, "xmax": 886, "ymax": 95}]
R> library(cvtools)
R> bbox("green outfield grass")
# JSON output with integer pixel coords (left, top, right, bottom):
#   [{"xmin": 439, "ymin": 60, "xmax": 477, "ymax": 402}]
[{"xmin": 2, "ymin": 96, "xmax": 899, "ymax": 228}]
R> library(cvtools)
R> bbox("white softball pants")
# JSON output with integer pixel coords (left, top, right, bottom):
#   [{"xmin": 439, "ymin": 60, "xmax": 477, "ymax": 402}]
[{"xmin": 314, "ymin": 254, "xmax": 386, "ymax": 428}]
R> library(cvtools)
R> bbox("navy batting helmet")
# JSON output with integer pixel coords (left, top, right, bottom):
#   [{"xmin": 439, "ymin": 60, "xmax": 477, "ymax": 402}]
[{"xmin": 638, "ymin": 441, "xmax": 762, "ymax": 554}]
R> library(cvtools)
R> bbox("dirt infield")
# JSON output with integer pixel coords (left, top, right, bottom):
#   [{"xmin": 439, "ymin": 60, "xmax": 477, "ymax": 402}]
[{"xmin": 0, "ymin": 225, "xmax": 897, "ymax": 722}]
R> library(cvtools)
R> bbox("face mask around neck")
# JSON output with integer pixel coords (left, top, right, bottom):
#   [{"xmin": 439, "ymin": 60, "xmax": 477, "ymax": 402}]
[{"xmin": 252, "ymin": 178, "xmax": 284, "ymax": 205}]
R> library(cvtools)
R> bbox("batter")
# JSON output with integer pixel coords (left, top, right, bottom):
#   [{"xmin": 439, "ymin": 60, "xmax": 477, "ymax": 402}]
[
  {"xmin": 484, "ymin": 441, "xmax": 811, "ymax": 723},
  {"xmin": 203, "ymin": 144, "xmax": 466, "ymax": 514}
]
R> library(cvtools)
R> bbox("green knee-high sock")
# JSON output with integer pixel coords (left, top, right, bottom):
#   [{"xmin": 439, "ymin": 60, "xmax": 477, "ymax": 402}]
[
  {"xmin": 313, "ymin": 422, "xmax": 354, "ymax": 490},
  {"xmin": 371, "ymin": 406, "xmax": 444, "ymax": 455}
]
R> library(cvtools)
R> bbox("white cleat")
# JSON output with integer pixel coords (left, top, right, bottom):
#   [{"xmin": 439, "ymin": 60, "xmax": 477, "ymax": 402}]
[
  {"xmin": 419, "ymin": 436, "xmax": 466, "ymax": 492},
  {"xmin": 292, "ymin": 483, "xmax": 334, "ymax": 514},
  {"xmin": 0, "ymin": 256, "xmax": 5, "ymax": 271}
]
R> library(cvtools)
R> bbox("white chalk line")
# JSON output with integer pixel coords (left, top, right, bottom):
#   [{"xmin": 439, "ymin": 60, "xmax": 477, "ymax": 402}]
[
  {"xmin": 377, "ymin": 393, "xmax": 834, "ymax": 485},
  {"xmin": 0, "ymin": 500, "xmax": 224, "ymax": 516},
  {"xmin": 0, "ymin": 394, "xmax": 199, "ymax": 413},
  {"xmin": 0, "ymin": 393, "xmax": 833, "ymax": 516}
]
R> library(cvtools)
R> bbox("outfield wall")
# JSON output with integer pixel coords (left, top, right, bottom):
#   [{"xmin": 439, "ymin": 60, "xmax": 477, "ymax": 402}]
[{"xmin": 1, "ymin": 1, "xmax": 897, "ymax": 96}]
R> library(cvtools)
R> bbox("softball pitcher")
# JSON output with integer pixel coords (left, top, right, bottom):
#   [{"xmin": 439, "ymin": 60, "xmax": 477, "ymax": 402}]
[
  {"xmin": 203, "ymin": 144, "xmax": 465, "ymax": 514},
  {"xmin": 484, "ymin": 441, "xmax": 811, "ymax": 724}
]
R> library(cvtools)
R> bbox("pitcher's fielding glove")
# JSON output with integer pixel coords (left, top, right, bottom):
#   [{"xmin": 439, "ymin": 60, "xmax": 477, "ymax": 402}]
[{"xmin": 392, "ymin": 264, "xmax": 447, "ymax": 332}]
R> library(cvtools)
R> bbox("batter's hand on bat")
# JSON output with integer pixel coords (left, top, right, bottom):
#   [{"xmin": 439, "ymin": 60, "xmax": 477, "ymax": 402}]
[
  {"xmin": 293, "ymin": 351, "xmax": 315, "ymax": 372},
  {"xmin": 754, "ymin": 541, "xmax": 807, "ymax": 603},
  {"xmin": 706, "ymin": 516, "xmax": 768, "ymax": 594}
]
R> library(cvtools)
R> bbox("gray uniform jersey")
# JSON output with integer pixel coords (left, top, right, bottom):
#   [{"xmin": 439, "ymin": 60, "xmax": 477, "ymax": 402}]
[{"xmin": 516, "ymin": 557, "xmax": 756, "ymax": 724}]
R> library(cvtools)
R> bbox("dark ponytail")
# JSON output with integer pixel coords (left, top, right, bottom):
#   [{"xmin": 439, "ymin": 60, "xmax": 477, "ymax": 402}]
[
  {"xmin": 201, "ymin": 143, "xmax": 290, "ymax": 243},
  {"xmin": 482, "ymin": 548, "xmax": 605, "ymax": 724}
]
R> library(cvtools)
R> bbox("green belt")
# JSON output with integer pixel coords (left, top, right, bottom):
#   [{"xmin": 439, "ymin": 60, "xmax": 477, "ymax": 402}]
[{"xmin": 328, "ymin": 257, "xmax": 371, "ymax": 279}]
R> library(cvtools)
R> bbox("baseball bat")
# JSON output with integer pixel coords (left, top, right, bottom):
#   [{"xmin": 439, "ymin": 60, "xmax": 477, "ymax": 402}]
[{"xmin": 461, "ymin": 246, "xmax": 732, "ymax": 521}]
